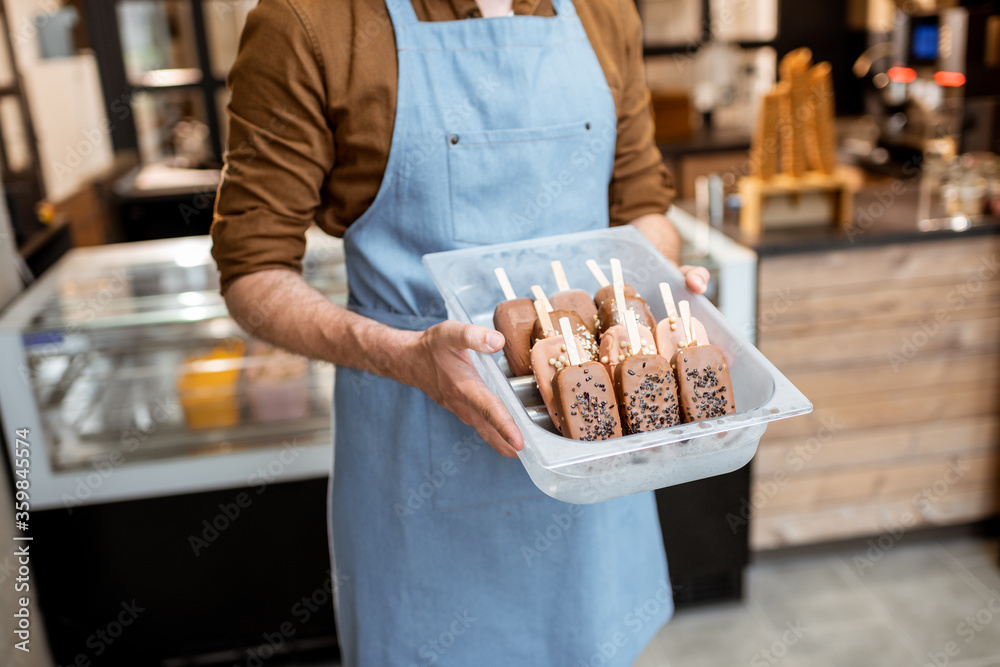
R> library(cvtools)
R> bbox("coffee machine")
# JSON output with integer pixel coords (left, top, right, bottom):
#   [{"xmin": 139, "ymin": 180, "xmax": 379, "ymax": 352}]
[{"xmin": 855, "ymin": 1, "xmax": 1000, "ymax": 167}]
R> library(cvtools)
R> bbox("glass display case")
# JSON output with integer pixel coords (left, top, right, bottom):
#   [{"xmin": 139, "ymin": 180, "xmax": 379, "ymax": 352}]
[{"xmin": 0, "ymin": 229, "xmax": 345, "ymax": 509}]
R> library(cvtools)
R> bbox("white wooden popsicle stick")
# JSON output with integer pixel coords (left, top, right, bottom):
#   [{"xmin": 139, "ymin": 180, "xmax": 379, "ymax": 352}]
[
  {"xmin": 559, "ymin": 317, "xmax": 582, "ymax": 366},
  {"xmin": 550, "ymin": 261, "xmax": 571, "ymax": 292},
  {"xmin": 625, "ymin": 308, "xmax": 641, "ymax": 356},
  {"xmin": 530, "ymin": 285, "xmax": 553, "ymax": 312},
  {"xmin": 659, "ymin": 282, "xmax": 678, "ymax": 319},
  {"xmin": 586, "ymin": 260, "xmax": 610, "ymax": 287},
  {"xmin": 533, "ymin": 299, "xmax": 553, "ymax": 334},
  {"xmin": 610, "ymin": 258, "xmax": 628, "ymax": 325},
  {"xmin": 679, "ymin": 300, "xmax": 696, "ymax": 346},
  {"xmin": 494, "ymin": 267, "xmax": 517, "ymax": 301}
]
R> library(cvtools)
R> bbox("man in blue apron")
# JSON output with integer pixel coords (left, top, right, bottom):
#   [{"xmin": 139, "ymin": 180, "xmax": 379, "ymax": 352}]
[{"xmin": 213, "ymin": 0, "xmax": 711, "ymax": 663}]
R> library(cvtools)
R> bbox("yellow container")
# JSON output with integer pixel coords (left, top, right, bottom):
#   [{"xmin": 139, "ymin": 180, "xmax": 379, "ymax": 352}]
[{"xmin": 177, "ymin": 341, "xmax": 245, "ymax": 430}]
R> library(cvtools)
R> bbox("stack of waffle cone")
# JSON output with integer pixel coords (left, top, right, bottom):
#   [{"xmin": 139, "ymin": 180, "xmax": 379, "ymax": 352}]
[
  {"xmin": 806, "ymin": 62, "xmax": 837, "ymax": 174},
  {"xmin": 748, "ymin": 48, "xmax": 838, "ymax": 180}
]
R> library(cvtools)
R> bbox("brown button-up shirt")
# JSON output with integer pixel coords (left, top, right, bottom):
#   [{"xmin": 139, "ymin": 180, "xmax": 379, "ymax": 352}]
[{"xmin": 211, "ymin": 0, "xmax": 674, "ymax": 294}]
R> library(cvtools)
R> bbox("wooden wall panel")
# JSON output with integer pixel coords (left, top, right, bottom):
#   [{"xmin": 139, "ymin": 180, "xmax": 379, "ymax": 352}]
[{"xmin": 751, "ymin": 238, "xmax": 1000, "ymax": 550}]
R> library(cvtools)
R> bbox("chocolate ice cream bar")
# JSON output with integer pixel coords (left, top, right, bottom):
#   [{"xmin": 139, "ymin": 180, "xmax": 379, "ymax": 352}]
[
  {"xmin": 594, "ymin": 283, "xmax": 638, "ymax": 310},
  {"xmin": 549, "ymin": 261, "xmax": 599, "ymax": 335},
  {"xmin": 598, "ymin": 320, "xmax": 656, "ymax": 378},
  {"xmin": 586, "ymin": 259, "xmax": 638, "ymax": 310},
  {"xmin": 552, "ymin": 361, "xmax": 622, "ymax": 441},
  {"xmin": 671, "ymin": 345, "xmax": 736, "ymax": 422},
  {"xmin": 614, "ymin": 354, "xmax": 681, "ymax": 433},
  {"xmin": 530, "ymin": 309, "xmax": 586, "ymax": 346},
  {"xmin": 530, "ymin": 309, "xmax": 587, "ymax": 433},
  {"xmin": 532, "ymin": 311, "xmax": 599, "ymax": 361},
  {"xmin": 492, "ymin": 268, "xmax": 535, "ymax": 377},
  {"xmin": 654, "ymin": 282, "xmax": 709, "ymax": 357},
  {"xmin": 670, "ymin": 301, "xmax": 736, "ymax": 422},
  {"xmin": 655, "ymin": 315, "xmax": 709, "ymax": 356},
  {"xmin": 597, "ymin": 295, "xmax": 655, "ymax": 333},
  {"xmin": 529, "ymin": 284, "xmax": 599, "ymax": 360}
]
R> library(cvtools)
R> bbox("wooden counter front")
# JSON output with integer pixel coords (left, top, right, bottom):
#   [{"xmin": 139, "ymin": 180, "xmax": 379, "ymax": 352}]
[{"xmin": 750, "ymin": 236, "xmax": 1000, "ymax": 550}]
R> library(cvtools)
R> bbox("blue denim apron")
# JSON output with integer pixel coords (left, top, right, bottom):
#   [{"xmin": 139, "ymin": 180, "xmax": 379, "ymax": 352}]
[{"xmin": 329, "ymin": 0, "xmax": 672, "ymax": 663}]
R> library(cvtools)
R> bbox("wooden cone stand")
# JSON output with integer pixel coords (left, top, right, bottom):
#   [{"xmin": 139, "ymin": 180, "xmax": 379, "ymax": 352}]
[{"xmin": 739, "ymin": 49, "xmax": 863, "ymax": 237}]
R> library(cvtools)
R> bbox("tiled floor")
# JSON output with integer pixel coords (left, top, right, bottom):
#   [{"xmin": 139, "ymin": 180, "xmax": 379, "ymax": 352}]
[{"xmin": 636, "ymin": 537, "xmax": 1000, "ymax": 667}]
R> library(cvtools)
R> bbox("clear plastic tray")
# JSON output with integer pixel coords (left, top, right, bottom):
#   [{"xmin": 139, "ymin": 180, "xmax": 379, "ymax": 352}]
[{"xmin": 423, "ymin": 226, "xmax": 812, "ymax": 504}]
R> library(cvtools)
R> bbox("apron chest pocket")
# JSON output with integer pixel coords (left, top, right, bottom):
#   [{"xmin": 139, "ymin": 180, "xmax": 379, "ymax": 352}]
[{"xmin": 446, "ymin": 121, "xmax": 609, "ymax": 245}]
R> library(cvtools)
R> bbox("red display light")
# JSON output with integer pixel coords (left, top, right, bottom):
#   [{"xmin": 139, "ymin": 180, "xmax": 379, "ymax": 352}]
[
  {"xmin": 887, "ymin": 66, "xmax": 917, "ymax": 83},
  {"xmin": 933, "ymin": 71, "xmax": 966, "ymax": 87}
]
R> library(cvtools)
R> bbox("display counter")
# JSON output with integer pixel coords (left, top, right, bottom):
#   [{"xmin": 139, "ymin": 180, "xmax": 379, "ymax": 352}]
[
  {"xmin": 0, "ymin": 228, "xmax": 344, "ymax": 509},
  {"xmin": 712, "ymin": 178, "xmax": 1000, "ymax": 550}
]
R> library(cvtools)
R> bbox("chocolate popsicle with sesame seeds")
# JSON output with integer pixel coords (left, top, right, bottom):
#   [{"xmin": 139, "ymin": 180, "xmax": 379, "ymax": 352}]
[
  {"xmin": 598, "ymin": 315, "xmax": 656, "ymax": 379},
  {"xmin": 614, "ymin": 309, "xmax": 682, "ymax": 433},
  {"xmin": 530, "ymin": 303, "xmax": 588, "ymax": 434},
  {"xmin": 552, "ymin": 316, "xmax": 622, "ymax": 441},
  {"xmin": 598, "ymin": 258, "xmax": 656, "ymax": 378},
  {"xmin": 670, "ymin": 301, "xmax": 736, "ymax": 422}
]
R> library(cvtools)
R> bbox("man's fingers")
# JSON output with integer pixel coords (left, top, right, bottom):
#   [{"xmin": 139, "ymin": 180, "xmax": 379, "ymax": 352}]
[
  {"xmin": 467, "ymin": 414, "xmax": 519, "ymax": 458},
  {"xmin": 461, "ymin": 380, "xmax": 523, "ymax": 451},
  {"xmin": 442, "ymin": 321, "xmax": 504, "ymax": 353},
  {"xmin": 679, "ymin": 265, "xmax": 710, "ymax": 295}
]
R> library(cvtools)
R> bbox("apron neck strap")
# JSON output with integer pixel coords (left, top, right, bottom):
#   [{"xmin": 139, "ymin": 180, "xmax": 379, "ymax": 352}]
[
  {"xmin": 385, "ymin": 0, "xmax": 420, "ymax": 28},
  {"xmin": 550, "ymin": 0, "xmax": 576, "ymax": 17},
  {"xmin": 387, "ymin": 0, "xmax": 577, "ymax": 27}
]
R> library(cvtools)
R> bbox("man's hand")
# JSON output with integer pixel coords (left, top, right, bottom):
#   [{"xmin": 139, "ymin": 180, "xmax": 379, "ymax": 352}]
[
  {"xmin": 627, "ymin": 213, "xmax": 711, "ymax": 295},
  {"xmin": 399, "ymin": 321, "xmax": 524, "ymax": 458}
]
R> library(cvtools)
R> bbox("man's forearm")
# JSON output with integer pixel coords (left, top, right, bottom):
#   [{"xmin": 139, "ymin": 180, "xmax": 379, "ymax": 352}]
[
  {"xmin": 223, "ymin": 269, "xmax": 414, "ymax": 381},
  {"xmin": 627, "ymin": 213, "xmax": 681, "ymax": 265}
]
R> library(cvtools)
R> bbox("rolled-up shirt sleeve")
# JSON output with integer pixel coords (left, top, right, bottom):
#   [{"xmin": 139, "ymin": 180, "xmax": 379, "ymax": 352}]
[
  {"xmin": 607, "ymin": 0, "xmax": 675, "ymax": 226},
  {"xmin": 210, "ymin": 0, "xmax": 334, "ymax": 295}
]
